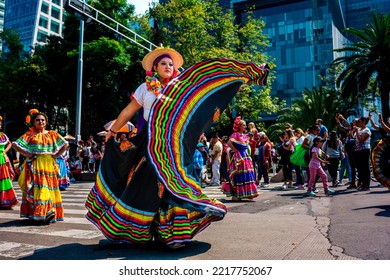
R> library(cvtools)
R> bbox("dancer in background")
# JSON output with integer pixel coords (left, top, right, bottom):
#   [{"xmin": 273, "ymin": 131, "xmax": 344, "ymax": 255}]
[
  {"xmin": 0, "ymin": 116, "xmax": 18, "ymax": 209},
  {"xmin": 12, "ymin": 109, "xmax": 68, "ymax": 224},
  {"xmin": 222, "ymin": 117, "xmax": 259, "ymax": 201}
]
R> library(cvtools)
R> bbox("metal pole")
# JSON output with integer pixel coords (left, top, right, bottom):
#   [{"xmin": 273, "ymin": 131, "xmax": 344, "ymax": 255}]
[{"xmin": 75, "ymin": 19, "xmax": 84, "ymax": 143}]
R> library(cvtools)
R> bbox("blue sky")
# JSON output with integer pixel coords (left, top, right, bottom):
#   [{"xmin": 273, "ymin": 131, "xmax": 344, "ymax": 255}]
[{"xmin": 127, "ymin": 0, "xmax": 151, "ymax": 15}]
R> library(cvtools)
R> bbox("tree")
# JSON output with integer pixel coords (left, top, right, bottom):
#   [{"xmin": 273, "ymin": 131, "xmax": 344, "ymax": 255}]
[
  {"xmin": 61, "ymin": 0, "xmax": 142, "ymax": 137},
  {"xmin": 266, "ymin": 85, "xmax": 356, "ymax": 144},
  {"xmin": 333, "ymin": 12, "xmax": 390, "ymax": 121},
  {"xmin": 67, "ymin": 37, "xmax": 132, "ymax": 134},
  {"xmin": 147, "ymin": 0, "xmax": 278, "ymax": 131},
  {"xmin": 0, "ymin": 29, "xmax": 48, "ymax": 136}
]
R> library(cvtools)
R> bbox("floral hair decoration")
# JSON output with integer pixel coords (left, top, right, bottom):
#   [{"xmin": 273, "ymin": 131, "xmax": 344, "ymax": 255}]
[
  {"xmin": 233, "ymin": 116, "xmax": 242, "ymax": 132},
  {"xmin": 25, "ymin": 109, "xmax": 48, "ymax": 131}
]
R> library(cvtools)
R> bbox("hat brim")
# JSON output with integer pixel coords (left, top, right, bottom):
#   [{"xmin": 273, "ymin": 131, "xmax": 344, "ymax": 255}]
[{"xmin": 142, "ymin": 47, "xmax": 183, "ymax": 71}]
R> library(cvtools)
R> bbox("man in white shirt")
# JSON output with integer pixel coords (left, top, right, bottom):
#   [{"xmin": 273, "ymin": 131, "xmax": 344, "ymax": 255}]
[{"xmin": 209, "ymin": 136, "xmax": 223, "ymax": 186}]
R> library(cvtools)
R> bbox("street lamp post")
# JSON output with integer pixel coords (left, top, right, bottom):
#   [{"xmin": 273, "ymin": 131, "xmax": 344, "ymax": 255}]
[
  {"xmin": 64, "ymin": 0, "xmax": 91, "ymax": 143},
  {"xmin": 75, "ymin": 19, "xmax": 84, "ymax": 143}
]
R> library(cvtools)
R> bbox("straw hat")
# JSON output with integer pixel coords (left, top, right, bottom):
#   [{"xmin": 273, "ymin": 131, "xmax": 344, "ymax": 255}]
[{"xmin": 142, "ymin": 47, "xmax": 183, "ymax": 71}]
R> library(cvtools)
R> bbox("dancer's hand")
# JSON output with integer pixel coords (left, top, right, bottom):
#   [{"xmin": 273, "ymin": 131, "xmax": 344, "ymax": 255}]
[{"xmin": 106, "ymin": 130, "xmax": 116, "ymax": 142}]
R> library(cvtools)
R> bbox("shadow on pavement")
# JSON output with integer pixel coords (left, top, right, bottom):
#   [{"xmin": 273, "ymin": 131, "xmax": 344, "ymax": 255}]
[
  {"xmin": 353, "ymin": 205, "xmax": 390, "ymax": 218},
  {"xmin": 19, "ymin": 240, "xmax": 211, "ymax": 260},
  {"xmin": 0, "ymin": 219, "xmax": 49, "ymax": 228}
]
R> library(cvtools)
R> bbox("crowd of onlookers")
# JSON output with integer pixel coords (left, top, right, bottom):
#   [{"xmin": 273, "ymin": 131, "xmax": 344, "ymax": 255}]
[
  {"xmin": 14, "ymin": 113, "xmax": 385, "ymax": 188},
  {"xmin": 193, "ymin": 113, "xmax": 390, "ymax": 193},
  {"xmin": 67, "ymin": 132, "xmax": 133, "ymax": 180}
]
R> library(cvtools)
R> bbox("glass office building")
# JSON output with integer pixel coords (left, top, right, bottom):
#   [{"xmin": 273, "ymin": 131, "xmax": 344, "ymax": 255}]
[
  {"xmin": 231, "ymin": 0, "xmax": 390, "ymax": 119},
  {"xmin": 3, "ymin": 0, "xmax": 64, "ymax": 52},
  {"xmin": 0, "ymin": 0, "xmax": 5, "ymax": 51}
]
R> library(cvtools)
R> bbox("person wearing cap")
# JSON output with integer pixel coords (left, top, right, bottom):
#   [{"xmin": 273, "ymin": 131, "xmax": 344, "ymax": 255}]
[
  {"xmin": 193, "ymin": 143, "xmax": 205, "ymax": 185},
  {"xmin": 85, "ymin": 47, "xmax": 225, "ymax": 249}
]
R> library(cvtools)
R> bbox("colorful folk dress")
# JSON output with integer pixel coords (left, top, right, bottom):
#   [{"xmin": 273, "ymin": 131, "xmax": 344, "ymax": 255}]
[
  {"xmin": 0, "ymin": 132, "xmax": 18, "ymax": 208},
  {"xmin": 85, "ymin": 58, "xmax": 268, "ymax": 246},
  {"xmin": 56, "ymin": 153, "xmax": 70, "ymax": 190},
  {"xmin": 221, "ymin": 132, "xmax": 259, "ymax": 199},
  {"xmin": 13, "ymin": 130, "xmax": 67, "ymax": 222}
]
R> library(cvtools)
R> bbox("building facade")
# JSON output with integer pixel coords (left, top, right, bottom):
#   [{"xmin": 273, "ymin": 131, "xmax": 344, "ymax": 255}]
[
  {"xmin": 0, "ymin": 0, "xmax": 5, "ymax": 51},
  {"xmin": 3, "ymin": 0, "xmax": 64, "ymax": 52},
  {"xmin": 231, "ymin": 0, "xmax": 389, "ymax": 120}
]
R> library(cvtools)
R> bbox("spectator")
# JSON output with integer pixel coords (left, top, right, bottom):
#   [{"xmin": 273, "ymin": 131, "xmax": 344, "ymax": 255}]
[
  {"xmin": 302, "ymin": 125, "xmax": 320, "ymax": 190},
  {"xmin": 305, "ymin": 137, "xmax": 335, "ymax": 197},
  {"xmin": 91, "ymin": 147, "xmax": 103, "ymax": 172},
  {"xmin": 118, "ymin": 133, "xmax": 128, "ymax": 143},
  {"xmin": 89, "ymin": 135, "xmax": 97, "ymax": 148},
  {"xmin": 322, "ymin": 131, "xmax": 343, "ymax": 187},
  {"xmin": 353, "ymin": 116, "xmax": 371, "ymax": 191},
  {"xmin": 193, "ymin": 143, "xmax": 205, "ymax": 185},
  {"xmin": 345, "ymin": 119, "xmax": 358, "ymax": 189},
  {"xmin": 82, "ymin": 141, "xmax": 91, "ymax": 171},
  {"xmin": 70, "ymin": 156, "xmax": 82, "ymax": 181},
  {"xmin": 293, "ymin": 128, "xmax": 306, "ymax": 189},
  {"xmin": 280, "ymin": 129, "xmax": 295, "ymax": 189},
  {"xmin": 270, "ymin": 144, "xmax": 278, "ymax": 176},
  {"xmin": 248, "ymin": 132, "xmax": 259, "ymax": 182},
  {"xmin": 257, "ymin": 133, "xmax": 272, "ymax": 187},
  {"xmin": 209, "ymin": 136, "xmax": 223, "ymax": 186},
  {"xmin": 220, "ymin": 136, "xmax": 229, "ymax": 183},
  {"xmin": 285, "ymin": 123, "xmax": 293, "ymax": 130},
  {"xmin": 316, "ymin": 119, "xmax": 329, "ymax": 139},
  {"xmin": 339, "ymin": 134, "xmax": 352, "ymax": 184}
]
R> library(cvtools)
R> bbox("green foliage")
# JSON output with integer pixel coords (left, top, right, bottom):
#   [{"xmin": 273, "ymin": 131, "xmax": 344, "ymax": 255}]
[
  {"xmin": 150, "ymin": 0, "xmax": 278, "ymax": 132},
  {"xmin": 67, "ymin": 37, "xmax": 133, "ymax": 134},
  {"xmin": 267, "ymin": 84, "xmax": 356, "ymax": 144},
  {"xmin": 1, "ymin": 0, "xmax": 278, "ymax": 139},
  {"xmin": 333, "ymin": 12, "xmax": 390, "ymax": 120},
  {"xmin": 0, "ymin": 29, "xmax": 49, "ymax": 136}
]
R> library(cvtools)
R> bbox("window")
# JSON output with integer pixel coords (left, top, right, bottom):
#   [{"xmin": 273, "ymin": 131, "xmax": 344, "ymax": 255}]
[
  {"xmin": 51, "ymin": 7, "xmax": 61, "ymax": 19},
  {"xmin": 37, "ymin": 30, "xmax": 48, "ymax": 42},
  {"xmin": 52, "ymin": 0, "xmax": 61, "ymax": 6},
  {"xmin": 50, "ymin": 21, "xmax": 60, "ymax": 33},
  {"xmin": 39, "ymin": 16, "xmax": 48, "ymax": 29},
  {"xmin": 41, "ymin": 2, "xmax": 49, "ymax": 14}
]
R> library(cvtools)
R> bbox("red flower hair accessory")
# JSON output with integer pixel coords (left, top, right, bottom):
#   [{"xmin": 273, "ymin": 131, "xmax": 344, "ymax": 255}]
[{"xmin": 233, "ymin": 116, "xmax": 242, "ymax": 132}]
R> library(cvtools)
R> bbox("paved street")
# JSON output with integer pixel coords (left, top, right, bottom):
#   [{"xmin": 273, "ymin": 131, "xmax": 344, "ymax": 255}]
[{"xmin": 0, "ymin": 179, "xmax": 389, "ymax": 260}]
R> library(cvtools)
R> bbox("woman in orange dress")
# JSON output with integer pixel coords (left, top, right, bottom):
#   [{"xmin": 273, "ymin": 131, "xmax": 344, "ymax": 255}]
[{"xmin": 12, "ymin": 109, "xmax": 68, "ymax": 224}]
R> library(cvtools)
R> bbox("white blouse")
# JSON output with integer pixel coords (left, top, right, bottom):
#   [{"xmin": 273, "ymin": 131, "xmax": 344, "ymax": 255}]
[{"xmin": 133, "ymin": 83, "xmax": 157, "ymax": 121}]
